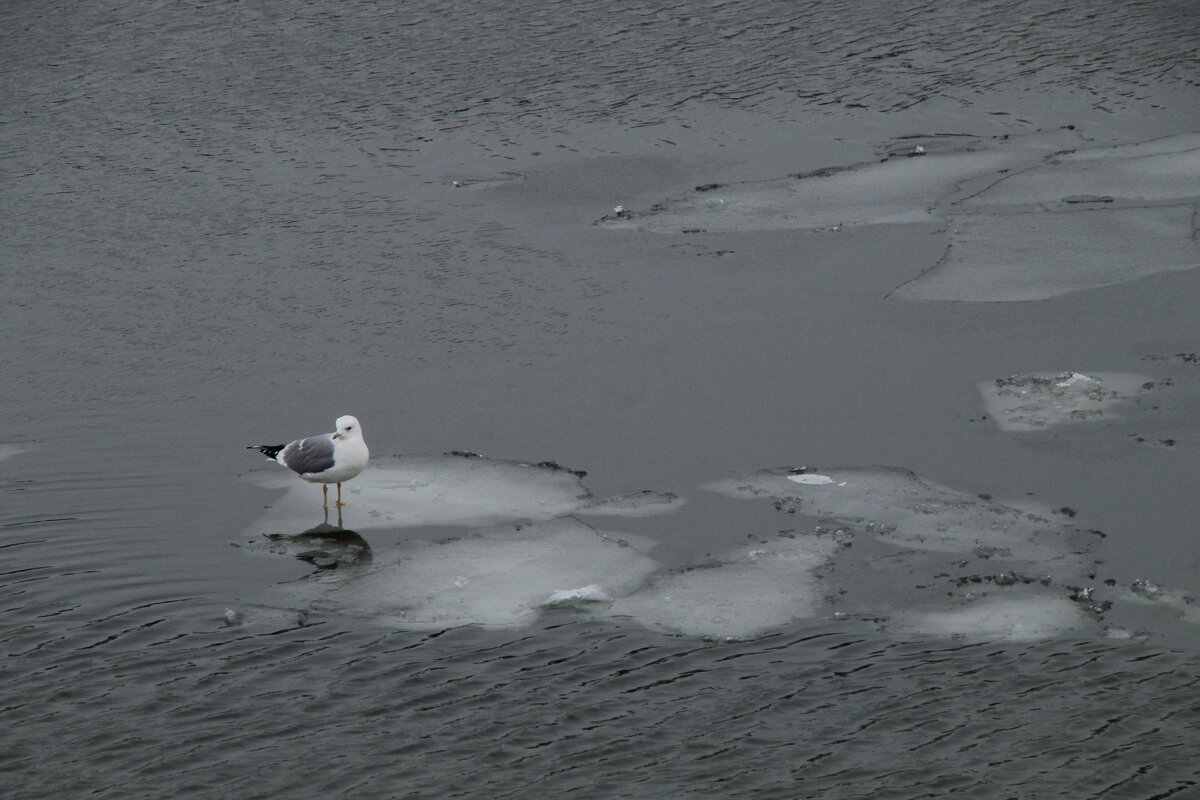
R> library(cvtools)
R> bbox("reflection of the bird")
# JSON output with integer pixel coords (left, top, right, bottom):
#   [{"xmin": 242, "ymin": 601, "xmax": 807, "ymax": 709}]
[{"xmin": 265, "ymin": 520, "xmax": 373, "ymax": 570}]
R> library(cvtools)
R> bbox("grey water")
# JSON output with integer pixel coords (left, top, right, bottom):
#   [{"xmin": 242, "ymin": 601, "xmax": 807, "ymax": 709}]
[{"xmin": 4, "ymin": 1, "xmax": 1200, "ymax": 797}]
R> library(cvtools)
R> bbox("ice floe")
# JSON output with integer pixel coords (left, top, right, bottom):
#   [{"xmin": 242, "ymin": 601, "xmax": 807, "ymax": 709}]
[
  {"xmin": 242, "ymin": 452, "xmax": 1191, "ymax": 643},
  {"xmin": 979, "ymin": 372, "xmax": 1152, "ymax": 431},
  {"xmin": 607, "ymin": 535, "xmax": 840, "ymax": 640},
  {"xmin": 960, "ymin": 133, "xmax": 1200, "ymax": 210},
  {"xmin": 246, "ymin": 453, "xmax": 594, "ymax": 533},
  {"xmin": 541, "ymin": 584, "xmax": 614, "ymax": 608},
  {"xmin": 891, "ymin": 205, "xmax": 1200, "ymax": 301},
  {"xmin": 246, "ymin": 453, "xmax": 684, "ymax": 534},
  {"xmin": 706, "ymin": 467, "xmax": 1097, "ymax": 572},
  {"xmin": 1124, "ymin": 579, "xmax": 1200, "ymax": 625},
  {"xmin": 275, "ymin": 517, "xmax": 660, "ymax": 631},
  {"xmin": 600, "ymin": 130, "xmax": 1200, "ymax": 301},
  {"xmin": 694, "ymin": 466, "xmax": 1114, "ymax": 641},
  {"xmin": 891, "ymin": 593, "xmax": 1090, "ymax": 642}
]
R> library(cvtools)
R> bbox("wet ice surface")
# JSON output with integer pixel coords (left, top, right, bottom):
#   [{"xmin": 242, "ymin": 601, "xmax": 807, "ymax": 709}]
[
  {"xmin": 703, "ymin": 467, "xmax": 1110, "ymax": 640},
  {"xmin": 980, "ymin": 372, "xmax": 1154, "ymax": 431},
  {"xmin": 246, "ymin": 454, "xmax": 836, "ymax": 638},
  {"xmin": 893, "ymin": 594, "xmax": 1088, "ymax": 642},
  {"xmin": 1125, "ymin": 580, "xmax": 1200, "ymax": 626},
  {"xmin": 605, "ymin": 131, "xmax": 1200, "ymax": 302},
  {"xmin": 247, "ymin": 453, "xmax": 683, "ymax": 533},
  {"xmin": 247, "ymin": 454, "xmax": 594, "ymax": 532},
  {"xmin": 707, "ymin": 468, "xmax": 1096, "ymax": 567},
  {"xmin": 244, "ymin": 455, "xmax": 688, "ymax": 632},
  {"xmin": 895, "ymin": 204, "xmax": 1200, "ymax": 301},
  {"xmin": 240, "ymin": 456, "xmax": 1199, "ymax": 645},
  {"xmin": 608, "ymin": 535, "xmax": 839, "ymax": 639},
  {"xmin": 961, "ymin": 133, "xmax": 1200, "ymax": 209},
  {"xmin": 271, "ymin": 517, "xmax": 660, "ymax": 631}
]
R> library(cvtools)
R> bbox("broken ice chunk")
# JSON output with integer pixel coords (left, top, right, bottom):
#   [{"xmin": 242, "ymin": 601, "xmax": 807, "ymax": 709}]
[
  {"xmin": 979, "ymin": 371, "xmax": 1152, "ymax": 431},
  {"xmin": 891, "ymin": 593, "xmax": 1090, "ymax": 641},
  {"xmin": 706, "ymin": 467, "xmax": 1095, "ymax": 572},
  {"xmin": 1124, "ymin": 580, "xmax": 1200, "ymax": 625},
  {"xmin": 276, "ymin": 517, "xmax": 659, "ymax": 631},
  {"xmin": 609, "ymin": 535, "xmax": 838, "ymax": 640},
  {"xmin": 962, "ymin": 133, "xmax": 1200, "ymax": 209},
  {"xmin": 892, "ymin": 205, "xmax": 1200, "ymax": 302},
  {"xmin": 540, "ymin": 584, "xmax": 614, "ymax": 609},
  {"xmin": 246, "ymin": 453, "xmax": 592, "ymax": 533}
]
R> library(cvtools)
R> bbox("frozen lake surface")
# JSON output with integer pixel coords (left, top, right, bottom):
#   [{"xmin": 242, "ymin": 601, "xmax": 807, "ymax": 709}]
[{"xmin": 4, "ymin": 0, "xmax": 1200, "ymax": 797}]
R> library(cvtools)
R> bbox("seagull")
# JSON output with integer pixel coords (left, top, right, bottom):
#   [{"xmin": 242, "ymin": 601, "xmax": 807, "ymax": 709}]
[{"xmin": 248, "ymin": 415, "xmax": 370, "ymax": 509}]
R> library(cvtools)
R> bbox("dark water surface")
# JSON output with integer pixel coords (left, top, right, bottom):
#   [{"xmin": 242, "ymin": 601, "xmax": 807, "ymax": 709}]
[{"xmin": 4, "ymin": 1, "xmax": 1200, "ymax": 797}]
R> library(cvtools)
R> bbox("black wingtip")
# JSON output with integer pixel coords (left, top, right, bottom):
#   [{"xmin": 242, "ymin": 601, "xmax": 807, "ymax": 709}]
[{"xmin": 249, "ymin": 444, "xmax": 286, "ymax": 460}]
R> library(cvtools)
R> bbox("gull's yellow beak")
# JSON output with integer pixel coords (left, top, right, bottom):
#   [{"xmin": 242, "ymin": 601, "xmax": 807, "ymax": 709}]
[{"xmin": 331, "ymin": 432, "xmax": 342, "ymax": 440}]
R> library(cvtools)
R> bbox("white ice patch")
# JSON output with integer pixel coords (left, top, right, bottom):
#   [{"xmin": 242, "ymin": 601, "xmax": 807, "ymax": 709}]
[
  {"xmin": 241, "ymin": 451, "xmax": 1151, "ymax": 643},
  {"xmin": 246, "ymin": 454, "xmax": 593, "ymax": 532},
  {"xmin": 892, "ymin": 205, "xmax": 1200, "ymax": 302},
  {"xmin": 1124, "ymin": 580, "xmax": 1200, "ymax": 625},
  {"xmin": 979, "ymin": 372, "xmax": 1152, "ymax": 431},
  {"xmin": 601, "ymin": 129, "xmax": 1200, "ymax": 302},
  {"xmin": 540, "ymin": 584, "xmax": 614, "ymax": 608},
  {"xmin": 892, "ymin": 594, "xmax": 1089, "ymax": 642},
  {"xmin": 897, "ymin": 133, "xmax": 1200, "ymax": 301},
  {"xmin": 706, "ymin": 467, "xmax": 1094, "ymax": 575},
  {"xmin": 281, "ymin": 517, "xmax": 659, "ymax": 631},
  {"xmin": 609, "ymin": 535, "xmax": 839, "ymax": 640},
  {"xmin": 787, "ymin": 474, "xmax": 838, "ymax": 485},
  {"xmin": 962, "ymin": 133, "xmax": 1200, "ymax": 209}
]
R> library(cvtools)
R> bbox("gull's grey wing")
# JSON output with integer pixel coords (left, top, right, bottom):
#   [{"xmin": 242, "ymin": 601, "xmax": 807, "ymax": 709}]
[{"xmin": 278, "ymin": 434, "xmax": 336, "ymax": 475}]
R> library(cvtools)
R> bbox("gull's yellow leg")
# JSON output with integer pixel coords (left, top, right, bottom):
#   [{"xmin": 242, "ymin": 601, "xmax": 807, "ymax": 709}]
[
  {"xmin": 323, "ymin": 483, "xmax": 334, "ymax": 510},
  {"xmin": 336, "ymin": 482, "xmax": 347, "ymax": 508}
]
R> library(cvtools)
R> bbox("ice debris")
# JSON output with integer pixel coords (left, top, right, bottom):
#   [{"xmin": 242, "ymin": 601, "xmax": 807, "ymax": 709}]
[
  {"xmin": 960, "ymin": 133, "xmax": 1200, "ymax": 210},
  {"xmin": 608, "ymin": 535, "xmax": 839, "ymax": 640},
  {"xmin": 979, "ymin": 372, "xmax": 1152, "ymax": 431},
  {"xmin": 892, "ymin": 204, "xmax": 1200, "ymax": 301},
  {"xmin": 891, "ymin": 594, "xmax": 1089, "ymax": 641},
  {"xmin": 242, "ymin": 451, "xmax": 1189, "ymax": 643},
  {"xmin": 706, "ymin": 467, "xmax": 1096, "ymax": 571},
  {"xmin": 600, "ymin": 130, "xmax": 1200, "ymax": 302},
  {"xmin": 1125, "ymin": 579, "xmax": 1200, "ymax": 624},
  {"xmin": 541, "ymin": 584, "xmax": 614, "ymax": 609},
  {"xmin": 274, "ymin": 517, "xmax": 659, "ymax": 631}
]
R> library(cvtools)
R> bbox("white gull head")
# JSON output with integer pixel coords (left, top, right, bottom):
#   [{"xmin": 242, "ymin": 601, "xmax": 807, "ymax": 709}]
[{"xmin": 332, "ymin": 415, "xmax": 363, "ymax": 441}]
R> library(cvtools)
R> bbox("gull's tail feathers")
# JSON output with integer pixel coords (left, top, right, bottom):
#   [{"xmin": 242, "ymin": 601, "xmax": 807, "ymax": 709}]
[{"xmin": 248, "ymin": 444, "xmax": 286, "ymax": 460}]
